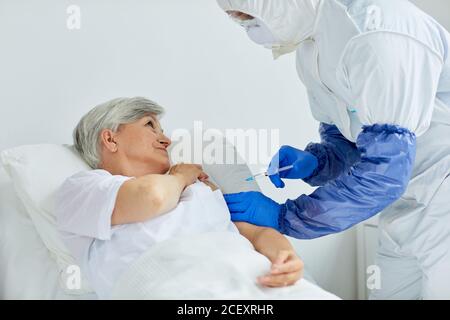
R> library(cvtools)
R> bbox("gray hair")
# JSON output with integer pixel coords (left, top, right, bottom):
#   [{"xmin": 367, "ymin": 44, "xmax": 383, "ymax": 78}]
[{"xmin": 73, "ymin": 97, "xmax": 165, "ymax": 169}]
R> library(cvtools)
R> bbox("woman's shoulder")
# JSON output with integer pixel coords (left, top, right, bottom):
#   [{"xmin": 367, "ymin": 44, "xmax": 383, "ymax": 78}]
[
  {"xmin": 71, "ymin": 169, "xmax": 112, "ymax": 178},
  {"xmin": 63, "ymin": 169, "xmax": 119, "ymax": 184},
  {"xmin": 58, "ymin": 169, "xmax": 122, "ymax": 197}
]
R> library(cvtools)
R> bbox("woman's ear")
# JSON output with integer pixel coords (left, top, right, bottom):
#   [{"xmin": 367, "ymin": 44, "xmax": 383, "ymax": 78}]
[{"xmin": 100, "ymin": 129, "xmax": 118, "ymax": 153}]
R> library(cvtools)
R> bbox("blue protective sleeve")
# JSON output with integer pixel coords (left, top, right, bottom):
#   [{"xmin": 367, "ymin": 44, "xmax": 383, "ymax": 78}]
[
  {"xmin": 279, "ymin": 124, "xmax": 416, "ymax": 239},
  {"xmin": 303, "ymin": 123, "xmax": 361, "ymax": 187}
]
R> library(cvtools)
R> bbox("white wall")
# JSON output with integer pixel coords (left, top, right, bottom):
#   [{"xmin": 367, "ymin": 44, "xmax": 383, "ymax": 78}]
[{"xmin": 1, "ymin": 0, "xmax": 448, "ymax": 300}]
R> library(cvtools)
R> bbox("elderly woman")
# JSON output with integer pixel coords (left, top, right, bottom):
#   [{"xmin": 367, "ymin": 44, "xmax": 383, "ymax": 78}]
[{"xmin": 56, "ymin": 97, "xmax": 304, "ymax": 299}]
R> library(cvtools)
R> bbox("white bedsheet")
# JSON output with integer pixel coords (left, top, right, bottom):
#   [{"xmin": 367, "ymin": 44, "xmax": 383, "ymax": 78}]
[
  {"xmin": 112, "ymin": 231, "xmax": 340, "ymax": 300},
  {"xmin": 0, "ymin": 166, "xmax": 338, "ymax": 300}
]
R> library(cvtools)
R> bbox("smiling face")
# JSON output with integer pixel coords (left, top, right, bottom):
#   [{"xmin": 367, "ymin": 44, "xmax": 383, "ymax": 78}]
[{"xmin": 99, "ymin": 114, "xmax": 172, "ymax": 177}]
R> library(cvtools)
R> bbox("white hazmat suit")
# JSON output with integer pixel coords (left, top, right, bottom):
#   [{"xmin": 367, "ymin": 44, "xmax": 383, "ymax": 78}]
[{"xmin": 218, "ymin": 0, "xmax": 450, "ymax": 299}]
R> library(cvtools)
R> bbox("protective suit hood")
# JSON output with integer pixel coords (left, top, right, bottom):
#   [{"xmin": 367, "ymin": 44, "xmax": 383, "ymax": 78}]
[{"xmin": 217, "ymin": 0, "xmax": 320, "ymax": 58}]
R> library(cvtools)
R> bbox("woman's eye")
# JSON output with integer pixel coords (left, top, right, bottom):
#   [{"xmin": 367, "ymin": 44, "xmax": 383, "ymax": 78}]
[{"xmin": 146, "ymin": 121, "xmax": 155, "ymax": 128}]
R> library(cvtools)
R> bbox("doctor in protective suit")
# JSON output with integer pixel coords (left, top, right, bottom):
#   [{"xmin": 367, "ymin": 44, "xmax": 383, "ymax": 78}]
[{"xmin": 218, "ymin": 0, "xmax": 450, "ymax": 299}]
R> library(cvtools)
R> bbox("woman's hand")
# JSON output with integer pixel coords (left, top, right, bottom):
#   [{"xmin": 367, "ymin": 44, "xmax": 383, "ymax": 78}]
[
  {"xmin": 168, "ymin": 163, "xmax": 209, "ymax": 188},
  {"xmin": 202, "ymin": 180, "xmax": 219, "ymax": 191},
  {"xmin": 258, "ymin": 249, "xmax": 304, "ymax": 288}
]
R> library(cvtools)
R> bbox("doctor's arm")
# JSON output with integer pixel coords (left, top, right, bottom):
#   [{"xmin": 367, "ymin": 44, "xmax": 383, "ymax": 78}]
[
  {"xmin": 268, "ymin": 125, "xmax": 360, "ymax": 188},
  {"xmin": 280, "ymin": 33, "xmax": 442, "ymax": 239},
  {"xmin": 281, "ymin": 125, "xmax": 416, "ymax": 238},
  {"xmin": 302, "ymin": 123, "xmax": 361, "ymax": 187}
]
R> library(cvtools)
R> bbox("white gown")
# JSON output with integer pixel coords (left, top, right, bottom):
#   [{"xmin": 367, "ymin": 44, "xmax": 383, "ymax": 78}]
[{"xmin": 218, "ymin": 0, "xmax": 450, "ymax": 299}]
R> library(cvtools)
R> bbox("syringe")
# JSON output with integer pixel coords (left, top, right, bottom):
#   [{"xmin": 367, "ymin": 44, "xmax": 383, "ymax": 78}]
[{"xmin": 245, "ymin": 165, "xmax": 294, "ymax": 182}]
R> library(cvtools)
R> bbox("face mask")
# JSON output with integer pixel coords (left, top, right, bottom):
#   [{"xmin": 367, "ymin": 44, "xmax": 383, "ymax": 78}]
[
  {"xmin": 245, "ymin": 18, "xmax": 278, "ymax": 49},
  {"xmin": 229, "ymin": 15, "xmax": 255, "ymax": 27},
  {"xmin": 229, "ymin": 15, "xmax": 278, "ymax": 49},
  {"xmin": 224, "ymin": 1, "xmax": 321, "ymax": 59}
]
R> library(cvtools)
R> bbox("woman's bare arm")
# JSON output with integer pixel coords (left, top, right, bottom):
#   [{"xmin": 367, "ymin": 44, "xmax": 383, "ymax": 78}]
[
  {"xmin": 203, "ymin": 181, "xmax": 303, "ymax": 286},
  {"xmin": 235, "ymin": 222, "xmax": 304, "ymax": 287},
  {"xmin": 200, "ymin": 181, "xmax": 303, "ymax": 286},
  {"xmin": 111, "ymin": 164, "xmax": 208, "ymax": 225}
]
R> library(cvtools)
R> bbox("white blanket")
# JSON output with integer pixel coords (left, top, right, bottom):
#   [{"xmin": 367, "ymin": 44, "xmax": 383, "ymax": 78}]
[{"xmin": 111, "ymin": 232, "xmax": 340, "ymax": 300}]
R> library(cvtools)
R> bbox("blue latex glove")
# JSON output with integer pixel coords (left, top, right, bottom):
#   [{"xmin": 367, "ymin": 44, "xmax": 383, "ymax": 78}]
[
  {"xmin": 279, "ymin": 124, "xmax": 416, "ymax": 239},
  {"xmin": 268, "ymin": 145, "xmax": 319, "ymax": 188},
  {"xmin": 223, "ymin": 192, "xmax": 281, "ymax": 230}
]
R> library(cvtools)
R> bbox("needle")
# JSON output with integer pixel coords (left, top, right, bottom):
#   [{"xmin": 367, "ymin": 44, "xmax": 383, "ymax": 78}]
[{"xmin": 245, "ymin": 165, "xmax": 294, "ymax": 182}]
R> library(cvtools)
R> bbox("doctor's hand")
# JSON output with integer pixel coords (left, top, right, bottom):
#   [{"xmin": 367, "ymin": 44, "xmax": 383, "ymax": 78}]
[
  {"xmin": 259, "ymin": 250, "xmax": 304, "ymax": 288},
  {"xmin": 268, "ymin": 145, "xmax": 319, "ymax": 188},
  {"xmin": 224, "ymin": 192, "xmax": 281, "ymax": 230}
]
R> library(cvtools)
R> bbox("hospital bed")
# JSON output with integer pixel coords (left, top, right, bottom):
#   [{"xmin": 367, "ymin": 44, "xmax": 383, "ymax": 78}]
[{"xmin": 0, "ymin": 145, "xmax": 339, "ymax": 300}]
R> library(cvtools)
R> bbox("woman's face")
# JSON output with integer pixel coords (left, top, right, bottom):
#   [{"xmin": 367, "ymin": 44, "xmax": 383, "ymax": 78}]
[{"xmin": 114, "ymin": 114, "xmax": 171, "ymax": 174}]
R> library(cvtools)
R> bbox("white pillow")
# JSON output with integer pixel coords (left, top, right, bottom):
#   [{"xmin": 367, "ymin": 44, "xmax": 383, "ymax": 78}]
[
  {"xmin": 0, "ymin": 142, "xmax": 259, "ymax": 295},
  {"xmin": 200, "ymin": 137, "xmax": 261, "ymax": 194},
  {"xmin": 171, "ymin": 128, "xmax": 261, "ymax": 194},
  {"xmin": 1, "ymin": 144, "xmax": 93, "ymax": 295}
]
